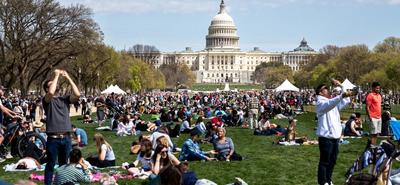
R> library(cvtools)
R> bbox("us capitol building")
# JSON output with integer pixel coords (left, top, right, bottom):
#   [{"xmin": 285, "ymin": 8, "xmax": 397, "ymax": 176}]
[{"xmin": 140, "ymin": 0, "xmax": 318, "ymax": 84}]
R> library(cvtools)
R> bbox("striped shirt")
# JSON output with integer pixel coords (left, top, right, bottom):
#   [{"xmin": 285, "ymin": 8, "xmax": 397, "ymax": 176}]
[
  {"xmin": 249, "ymin": 97, "xmax": 259, "ymax": 109},
  {"xmin": 213, "ymin": 137, "xmax": 234, "ymax": 159},
  {"xmin": 54, "ymin": 164, "xmax": 90, "ymax": 185}
]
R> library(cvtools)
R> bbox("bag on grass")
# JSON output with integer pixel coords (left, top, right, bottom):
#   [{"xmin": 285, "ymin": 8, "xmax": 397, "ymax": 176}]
[{"xmin": 346, "ymin": 173, "xmax": 377, "ymax": 185}]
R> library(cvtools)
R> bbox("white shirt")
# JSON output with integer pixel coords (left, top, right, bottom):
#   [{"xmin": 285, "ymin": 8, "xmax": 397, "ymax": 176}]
[
  {"xmin": 101, "ymin": 144, "xmax": 116, "ymax": 161},
  {"xmin": 180, "ymin": 120, "xmax": 191, "ymax": 132},
  {"xmin": 316, "ymin": 95, "xmax": 350, "ymax": 139},
  {"xmin": 149, "ymin": 132, "xmax": 174, "ymax": 151},
  {"xmin": 195, "ymin": 122, "xmax": 207, "ymax": 134}
]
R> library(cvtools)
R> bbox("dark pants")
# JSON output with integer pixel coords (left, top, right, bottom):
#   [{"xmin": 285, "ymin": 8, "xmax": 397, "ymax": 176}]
[
  {"xmin": 318, "ymin": 137, "xmax": 339, "ymax": 185},
  {"xmin": 86, "ymin": 156, "xmax": 115, "ymax": 168},
  {"xmin": 44, "ymin": 136, "xmax": 72, "ymax": 185}
]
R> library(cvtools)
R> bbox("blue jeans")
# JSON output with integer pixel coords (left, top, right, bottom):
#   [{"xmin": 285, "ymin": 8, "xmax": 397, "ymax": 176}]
[
  {"xmin": 148, "ymin": 174, "xmax": 160, "ymax": 185},
  {"xmin": 318, "ymin": 137, "xmax": 339, "ymax": 185},
  {"xmin": 44, "ymin": 136, "xmax": 72, "ymax": 185}
]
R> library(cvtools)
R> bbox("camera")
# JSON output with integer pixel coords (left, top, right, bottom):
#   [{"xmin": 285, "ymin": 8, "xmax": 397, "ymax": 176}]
[{"xmin": 351, "ymin": 86, "xmax": 360, "ymax": 96}]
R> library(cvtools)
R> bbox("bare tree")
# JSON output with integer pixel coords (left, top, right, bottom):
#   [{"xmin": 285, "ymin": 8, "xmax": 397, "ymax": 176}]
[
  {"xmin": 128, "ymin": 44, "xmax": 160, "ymax": 66},
  {"xmin": 0, "ymin": 0, "xmax": 101, "ymax": 94}
]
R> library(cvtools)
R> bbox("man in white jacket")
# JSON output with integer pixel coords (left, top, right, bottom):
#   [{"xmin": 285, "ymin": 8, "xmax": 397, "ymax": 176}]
[{"xmin": 315, "ymin": 81, "xmax": 353, "ymax": 185}]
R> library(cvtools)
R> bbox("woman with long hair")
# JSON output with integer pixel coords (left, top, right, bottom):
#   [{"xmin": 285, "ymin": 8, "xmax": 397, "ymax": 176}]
[
  {"xmin": 149, "ymin": 144, "xmax": 181, "ymax": 185},
  {"xmin": 86, "ymin": 133, "xmax": 116, "ymax": 168},
  {"xmin": 127, "ymin": 139, "xmax": 153, "ymax": 178}
]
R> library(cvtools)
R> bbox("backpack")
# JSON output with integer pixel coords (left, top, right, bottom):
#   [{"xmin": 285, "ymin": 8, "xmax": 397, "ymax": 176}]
[{"xmin": 346, "ymin": 173, "xmax": 377, "ymax": 185}]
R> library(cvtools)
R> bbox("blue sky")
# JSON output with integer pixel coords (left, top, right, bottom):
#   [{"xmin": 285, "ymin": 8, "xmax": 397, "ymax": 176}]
[{"xmin": 59, "ymin": 0, "xmax": 400, "ymax": 52}]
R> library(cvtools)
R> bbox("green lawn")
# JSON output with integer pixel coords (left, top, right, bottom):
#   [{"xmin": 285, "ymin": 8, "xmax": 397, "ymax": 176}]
[{"xmin": 0, "ymin": 109, "xmax": 393, "ymax": 185}]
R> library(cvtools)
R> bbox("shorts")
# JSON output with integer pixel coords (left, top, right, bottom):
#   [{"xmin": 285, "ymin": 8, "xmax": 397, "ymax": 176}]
[{"xmin": 370, "ymin": 118, "xmax": 382, "ymax": 135}]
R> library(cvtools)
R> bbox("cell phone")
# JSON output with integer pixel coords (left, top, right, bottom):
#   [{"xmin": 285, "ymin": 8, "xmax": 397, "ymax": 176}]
[{"xmin": 352, "ymin": 86, "xmax": 359, "ymax": 96}]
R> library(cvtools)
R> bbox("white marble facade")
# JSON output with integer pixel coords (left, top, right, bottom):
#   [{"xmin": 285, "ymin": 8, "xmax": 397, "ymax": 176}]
[{"xmin": 140, "ymin": 0, "xmax": 318, "ymax": 83}]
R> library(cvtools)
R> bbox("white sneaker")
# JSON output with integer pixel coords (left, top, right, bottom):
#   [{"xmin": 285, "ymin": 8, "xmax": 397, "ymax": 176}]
[
  {"xmin": 0, "ymin": 157, "xmax": 5, "ymax": 163},
  {"xmin": 5, "ymin": 152, "xmax": 13, "ymax": 159}
]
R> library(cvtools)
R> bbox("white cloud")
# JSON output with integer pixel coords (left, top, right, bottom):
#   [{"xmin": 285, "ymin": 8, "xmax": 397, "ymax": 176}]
[{"xmin": 58, "ymin": 0, "xmax": 400, "ymax": 14}]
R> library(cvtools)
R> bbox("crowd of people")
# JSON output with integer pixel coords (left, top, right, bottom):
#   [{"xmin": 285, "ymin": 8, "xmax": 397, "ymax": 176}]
[{"xmin": 0, "ymin": 69, "xmax": 398, "ymax": 185}]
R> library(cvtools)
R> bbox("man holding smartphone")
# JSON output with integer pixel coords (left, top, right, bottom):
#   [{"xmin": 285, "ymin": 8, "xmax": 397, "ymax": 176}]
[
  {"xmin": 315, "ymin": 79, "xmax": 353, "ymax": 185},
  {"xmin": 43, "ymin": 69, "xmax": 80, "ymax": 185}
]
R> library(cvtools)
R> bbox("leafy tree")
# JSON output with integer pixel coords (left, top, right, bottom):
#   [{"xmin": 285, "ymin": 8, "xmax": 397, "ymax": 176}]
[
  {"xmin": 252, "ymin": 62, "xmax": 293, "ymax": 88},
  {"xmin": 374, "ymin": 37, "xmax": 400, "ymax": 53},
  {"xmin": 264, "ymin": 65, "xmax": 293, "ymax": 88},
  {"xmin": 129, "ymin": 60, "xmax": 165, "ymax": 92}
]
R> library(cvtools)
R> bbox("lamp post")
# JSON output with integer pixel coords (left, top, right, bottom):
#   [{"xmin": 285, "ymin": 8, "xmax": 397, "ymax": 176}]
[
  {"xmin": 97, "ymin": 72, "xmax": 100, "ymax": 95},
  {"xmin": 78, "ymin": 68, "xmax": 82, "ymax": 90}
]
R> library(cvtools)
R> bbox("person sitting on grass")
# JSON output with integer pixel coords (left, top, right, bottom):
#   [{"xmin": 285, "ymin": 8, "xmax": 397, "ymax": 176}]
[
  {"xmin": 212, "ymin": 127, "xmax": 242, "ymax": 161},
  {"xmin": 180, "ymin": 116, "xmax": 193, "ymax": 134},
  {"xmin": 179, "ymin": 129, "xmax": 215, "ymax": 161},
  {"xmin": 83, "ymin": 114, "xmax": 93, "ymax": 124},
  {"xmin": 54, "ymin": 149, "xmax": 90, "ymax": 185},
  {"xmin": 150, "ymin": 126, "xmax": 175, "ymax": 152},
  {"xmin": 343, "ymin": 113, "xmax": 362, "ymax": 137},
  {"xmin": 211, "ymin": 112, "xmax": 224, "ymax": 127},
  {"xmin": 124, "ymin": 114, "xmax": 136, "ymax": 135},
  {"xmin": 285, "ymin": 118, "xmax": 297, "ymax": 142},
  {"xmin": 127, "ymin": 139, "xmax": 153, "ymax": 179},
  {"xmin": 116, "ymin": 116, "xmax": 129, "ymax": 136},
  {"xmin": 149, "ymin": 144, "xmax": 181, "ymax": 185},
  {"xmin": 205, "ymin": 121, "xmax": 219, "ymax": 143},
  {"xmin": 72, "ymin": 125, "xmax": 88, "ymax": 147},
  {"xmin": 194, "ymin": 117, "xmax": 207, "ymax": 135},
  {"xmin": 86, "ymin": 133, "xmax": 116, "ymax": 168}
]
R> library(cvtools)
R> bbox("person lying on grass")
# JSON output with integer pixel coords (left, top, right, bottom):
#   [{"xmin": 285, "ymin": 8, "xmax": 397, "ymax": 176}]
[{"xmin": 15, "ymin": 157, "xmax": 42, "ymax": 170}]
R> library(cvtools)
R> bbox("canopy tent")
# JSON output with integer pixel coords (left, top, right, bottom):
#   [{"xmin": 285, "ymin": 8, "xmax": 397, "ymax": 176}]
[
  {"xmin": 101, "ymin": 85, "xmax": 115, "ymax": 94},
  {"xmin": 275, "ymin": 79, "xmax": 299, "ymax": 92},
  {"xmin": 341, "ymin": 78, "xmax": 356, "ymax": 90},
  {"xmin": 101, "ymin": 85, "xmax": 126, "ymax": 95},
  {"xmin": 112, "ymin": 85, "xmax": 126, "ymax": 95}
]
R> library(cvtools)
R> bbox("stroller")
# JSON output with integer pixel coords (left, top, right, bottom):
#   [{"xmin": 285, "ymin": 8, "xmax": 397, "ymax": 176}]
[{"xmin": 344, "ymin": 120, "xmax": 400, "ymax": 185}]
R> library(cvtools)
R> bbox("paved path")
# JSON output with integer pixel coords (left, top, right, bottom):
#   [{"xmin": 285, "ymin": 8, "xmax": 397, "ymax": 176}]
[{"xmin": 34, "ymin": 106, "xmax": 95, "ymax": 121}]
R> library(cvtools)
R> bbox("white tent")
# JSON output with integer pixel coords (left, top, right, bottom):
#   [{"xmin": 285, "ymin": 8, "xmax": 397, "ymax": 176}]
[
  {"xmin": 275, "ymin": 79, "xmax": 299, "ymax": 92},
  {"xmin": 101, "ymin": 85, "xmax": 126, "ymax": 95},
  {"xmin": 101, "ymin": 85, "xmax": 115, "ymax": 94},
  {"xmin": 341, "ymin": 78, "xmax": 356, "ymax": 90},
  {"xmin": 112, "ymin": 85, "xmax": 126, "ymax": 95}
]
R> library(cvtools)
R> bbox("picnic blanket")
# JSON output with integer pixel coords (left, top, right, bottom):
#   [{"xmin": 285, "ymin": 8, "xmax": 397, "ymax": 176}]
[
  {"xmin": 96, "ymin": 126, "xmax": 112, "ymax": 131},
  {"xmin": 30, "ymin": 172, "xmax": 134, "ymax": 182}
]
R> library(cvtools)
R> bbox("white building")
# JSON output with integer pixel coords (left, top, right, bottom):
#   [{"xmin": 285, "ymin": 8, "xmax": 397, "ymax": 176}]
[{"xmin": 141, "ymin": 0, "xmax": 318, "ymax": 83}]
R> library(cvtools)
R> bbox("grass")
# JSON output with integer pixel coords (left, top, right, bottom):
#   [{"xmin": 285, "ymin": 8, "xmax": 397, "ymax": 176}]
[
  {"xmin": 0, "ymin": 108, "xmax": 396, "ymax": 185},
  {"xmin": 191, "ymin": 83, "xmax": 262, "ymax": 91}
]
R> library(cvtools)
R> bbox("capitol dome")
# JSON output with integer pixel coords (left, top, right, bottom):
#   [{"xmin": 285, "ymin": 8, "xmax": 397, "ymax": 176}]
[
  {"xmin": 206, "ymin": 0, "xmax": 240, "ymax": 51},
  {"xmin": 211, "ymin": 12, "xmax": 234, "ymax": 25}
]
